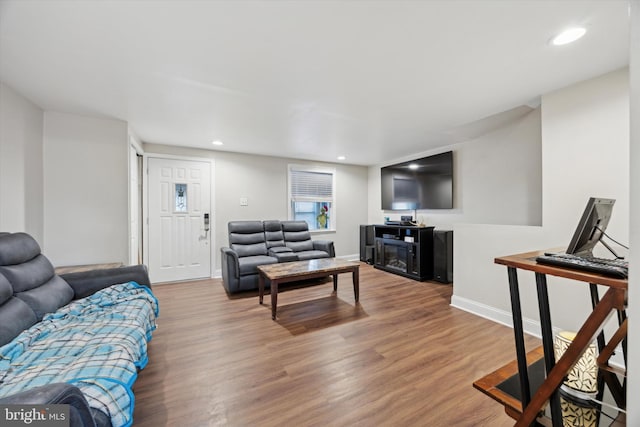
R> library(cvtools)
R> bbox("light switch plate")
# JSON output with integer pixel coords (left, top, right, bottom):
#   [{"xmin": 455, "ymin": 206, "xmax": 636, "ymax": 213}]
[{"xmin": 240, "ymin": 197, "xmax": 248, "ymax": 206}]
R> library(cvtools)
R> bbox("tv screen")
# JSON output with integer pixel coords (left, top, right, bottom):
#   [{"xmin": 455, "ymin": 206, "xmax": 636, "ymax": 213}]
[{"xmin": 381, "ymin": 151, "xmax": 453, "ymax": 210}]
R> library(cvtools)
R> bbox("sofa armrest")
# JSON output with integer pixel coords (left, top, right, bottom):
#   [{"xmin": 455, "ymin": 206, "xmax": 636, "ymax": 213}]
[
  {"xmin": 313, "ymin": 240, "xmax": 335, "ymax": 257},
  {"xmin": 221, "ymin": 247, "xmax": 240, "ymax": 279},
  {"xmin": 0, "ymin": 383, "xmax": 97, "ymax": 427},
  {"xmin": 61, "ymin": 265, "xmax": 150, "ymax": 299}
]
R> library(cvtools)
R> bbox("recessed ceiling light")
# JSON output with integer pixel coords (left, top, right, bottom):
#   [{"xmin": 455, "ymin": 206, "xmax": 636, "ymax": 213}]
[
  {"xmin": 337, "ymin": 156, "xmax": 346, "ymax": 161},
  {"xmin": 211, "ymin": 140, "xmax": 224, "ymax": 146},
  {"xmin": 551, "ymin": 27, "xmax": 587, "ymax": 46},
  {"xmin": 408, "ymin": 164, "xmax": 419, "ymax": 170}
]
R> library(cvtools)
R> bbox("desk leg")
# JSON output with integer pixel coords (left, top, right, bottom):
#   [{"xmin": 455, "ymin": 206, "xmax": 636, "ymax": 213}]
[
  {"xmin": 333, "ymin": 274, "xmax": 338, "ymax": 292},
  {"xmin": 589, "ymin": 283, "xmax": 607, "ymax": 407},
  {"xmin": 592, "ymin": 282, "xmax": 627, "ymax": 409},
  {"xmin": 353, "ymin": 267, "xmax": 359, "ymax": 303},
  {"xmin": 589, "ymin": 284, "xmax": 607, "ymax": 351},
  {"xmin": 617, "ymin": 308, "xmax": 628, "ymax": 365},
  {"xmin": 507, "ymin": 267, "xmax": 531, "ymax": 409},
  {"xmin": 259, "ymin": 274, "xmax": 265, "ymax": 304},
  {"xmin": 535, "ymin": 272, "xmax": 562, "ymax": 427},
  {"xmin": 615, "ymin": 306, "xmax": 628, "ymax": 408},
  {"xmin": 271, "ymin": 280, "xmax": 278, "ymax": 320}
]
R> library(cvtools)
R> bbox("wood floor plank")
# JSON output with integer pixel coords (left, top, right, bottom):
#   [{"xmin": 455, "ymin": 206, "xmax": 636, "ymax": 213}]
[{"xmin": 132, "ymin": 264, "xmax": 539, "ymax": 426}]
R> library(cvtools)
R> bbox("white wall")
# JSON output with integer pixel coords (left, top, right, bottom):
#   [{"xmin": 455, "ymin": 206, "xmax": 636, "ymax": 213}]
[
  {"xmin": 540, "ymin": 68, "xmax": 628, "ymax": 331},
  {"xmin": 542, "ymin": 69, "xmax": 629, "ymax": 243},
  {"xmin": 627, "ymin": 1, "xmax": 639, "ymax": 424},
  {"xmin": 0, "ymin": 82, "xmax": 44, "ymax": 242},
  {"xmin": 452, "ymin": 68, "xmax": 629, "ymax": 339},
  {"xmin": 367, "ymin": 108, "xmax": 542, "ymax": 228},
  {"xmin": 43, "ymin": 112, "xmax": 129, "ymax": 266},
  {"xmin": 143, "ymin": 144, "xmax": 369, "ymax": 272}
]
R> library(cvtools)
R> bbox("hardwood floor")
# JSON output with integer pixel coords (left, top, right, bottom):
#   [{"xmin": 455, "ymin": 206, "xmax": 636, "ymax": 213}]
[{"xmin": 132, "ymin": 263, "xmax": 539, "ymax": 426}]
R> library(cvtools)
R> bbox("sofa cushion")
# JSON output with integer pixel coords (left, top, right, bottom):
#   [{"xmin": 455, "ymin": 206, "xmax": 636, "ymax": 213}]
[
  {"xmin": 238, "ymin": 255, "xmax": 278, "ymax": 276},
  {"xmin": 268, "ymin": 246, "xmax": 293, "ymax": 254},
  {"xmin": 264, "ymin": 220, "xmax": 286, "ymax": 249},
  {"xmin": 272, "ymin": 252, "xmax": 298, "ymax": 262},
  {"xmin": 15, "ymin": 275, "xmax": 75, "ymax": 320},
  {"xmin": 281, "ymin": 221, "xmax": 310, "ymax": 232},
  {"xmin": 282, "ymin": 220, "xmax": 315, "ymax": 252},
  {"xmin": 229, "ymin": 221, "xmax": 268, "ymax": 257},
  {"xmin": 0, "ymin": 274, "xmax": 38, "ymax": 346},
  {"xmin": 286, "ymin": 239, "xmax": 314, "ymax": 252},
  {"xmin": 232, "ymin": 241, "xmax": 268, "ymax": 258},
  {"xmin": 0, "ymin": 297, "xmax": 38, "ymax": 347},
  {"xmin": 0, "ymin": 249, "xmax": 75, "ymax": 321},
  {"xmin": 295, "ymin": 250, "xmax": 331, "ymax": 261},
  {"xmin": 0, "ymin": 271, "xmax": 12, "ymax": 304},
  {"xmin": 0, "ymin": 254, "xmax": 56, "ymax": 293},
  {"xmin": 0, "ymin": 232, "xmax": 42, "ymax": 265}
]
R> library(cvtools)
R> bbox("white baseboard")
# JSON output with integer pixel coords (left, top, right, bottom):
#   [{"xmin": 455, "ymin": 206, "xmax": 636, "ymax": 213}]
[
  {"xmin": 451, "ymin": 295, "xmax": 626, "ymax": 368},
  {"xmin": 450, "ymin": 295, "xmax": 546, "ymax": 338}
]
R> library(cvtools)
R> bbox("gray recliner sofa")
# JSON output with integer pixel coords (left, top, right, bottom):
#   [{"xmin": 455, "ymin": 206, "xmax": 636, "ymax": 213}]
[
  {"xmin": 0, "ymin": 232, "xmax": 156, "ymax": 427},
  {"xmin": 220, "ymin": 220, "xmax": 335, "ymax": 293}
]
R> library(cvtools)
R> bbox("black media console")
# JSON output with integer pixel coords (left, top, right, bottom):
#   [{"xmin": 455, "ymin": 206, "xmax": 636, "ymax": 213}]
[{"xmin": 373, "ymin": 225, "xmax": 434, "ymax": 281}]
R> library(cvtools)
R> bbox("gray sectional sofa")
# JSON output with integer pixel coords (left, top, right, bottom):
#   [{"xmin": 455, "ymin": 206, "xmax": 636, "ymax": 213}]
[
  {"xmin": 220, "ymin": 220, "xmax": 335, "ymax": 293},
  {"xmin": 0, "ymin": 232, "xmax": 156, "ymax": 427}
]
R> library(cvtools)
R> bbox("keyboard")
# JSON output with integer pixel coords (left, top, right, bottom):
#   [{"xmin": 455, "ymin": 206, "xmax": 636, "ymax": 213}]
[{"xmin": 535, "ymin": 253, "xmax": 628, "ymax": 278}]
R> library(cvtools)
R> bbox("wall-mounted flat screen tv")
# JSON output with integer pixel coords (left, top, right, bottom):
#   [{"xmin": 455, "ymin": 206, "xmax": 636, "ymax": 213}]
[{"xmin": 381, "ymin": 151, "xmax": 453, "ymax": 210}]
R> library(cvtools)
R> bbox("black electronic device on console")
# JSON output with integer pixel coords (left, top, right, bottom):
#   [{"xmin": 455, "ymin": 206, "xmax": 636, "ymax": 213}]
[
  {"xmin": 535, "ymin": 197, "xmax": 628, "ymax": 278},
  {"xmin": 385, "ymin": 215, "xmax": 415, "ymax": 226}
]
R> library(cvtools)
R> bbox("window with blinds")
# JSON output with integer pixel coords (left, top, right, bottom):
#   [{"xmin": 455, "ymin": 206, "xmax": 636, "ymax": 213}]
[{"xmin": 288, "ymin": 166, "xmax": 335, "ymax": 230}]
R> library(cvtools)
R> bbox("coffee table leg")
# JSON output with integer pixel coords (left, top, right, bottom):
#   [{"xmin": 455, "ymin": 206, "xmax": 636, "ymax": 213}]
[
  {"xmin": 353, "ymin": 267, "xmax": 359, "ymax": 302},
  {"xmin": 271, "ymin": 280, "xmax": 278, "ymax": 320},
  {"xmin": 259, "ymin": 274, "xmax": 265, "ymax": 304},
  {"xmin": 333, "ymin": 274, "xmax": 338, "ymax": 292}
]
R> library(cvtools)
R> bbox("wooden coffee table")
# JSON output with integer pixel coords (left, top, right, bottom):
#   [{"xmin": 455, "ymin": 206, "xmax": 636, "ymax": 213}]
[{"xmin": 258, "ymin": 258, "xmax": 360, "ymax": 320}]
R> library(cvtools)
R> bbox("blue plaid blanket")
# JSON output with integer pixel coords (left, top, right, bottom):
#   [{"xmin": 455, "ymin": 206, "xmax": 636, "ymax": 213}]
[{"xmin": 0, "ymin": 282, "xmax": 158, "ymax": 427}]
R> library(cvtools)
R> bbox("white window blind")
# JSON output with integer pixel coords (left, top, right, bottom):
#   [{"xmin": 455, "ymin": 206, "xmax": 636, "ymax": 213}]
[
  {"xmin": 288, "ymin": 165, "xmax": 336, "ymax": 230},
  {"xmin": 290, "ymin": 170, "xmax": 333, "ymax": 200}
]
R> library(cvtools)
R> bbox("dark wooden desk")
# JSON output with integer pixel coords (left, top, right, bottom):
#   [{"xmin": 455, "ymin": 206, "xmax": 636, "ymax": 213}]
[
  {"xmin": 480, "ymin": 249, "xmax": 627, "ymax": 426},
  {"xmin": 258, "ymin": 258, "xmax": 360, "ymax": 320}
]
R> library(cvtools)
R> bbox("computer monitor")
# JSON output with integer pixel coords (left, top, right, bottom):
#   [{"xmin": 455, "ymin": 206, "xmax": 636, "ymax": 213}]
[{"xmin": 566, "ymin": 197, "xmax": 615, "ymax": 256}]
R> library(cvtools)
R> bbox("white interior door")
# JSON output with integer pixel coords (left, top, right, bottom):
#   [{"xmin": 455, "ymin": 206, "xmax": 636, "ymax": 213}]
[{"xmin": 148, "ymin": 157, "xmax": 211, "ymax": 283}]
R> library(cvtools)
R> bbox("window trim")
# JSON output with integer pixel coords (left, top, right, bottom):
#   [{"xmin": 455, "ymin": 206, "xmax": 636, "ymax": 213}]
[{"xmin": 287, "ymin": 164, "xmax": 336, "ymax": 233}]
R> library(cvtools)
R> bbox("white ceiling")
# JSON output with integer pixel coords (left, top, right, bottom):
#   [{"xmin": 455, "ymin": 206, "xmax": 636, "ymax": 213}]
[{"xmin": 0, "ymin": 0, "xmax": 630, "ymax": 166}]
